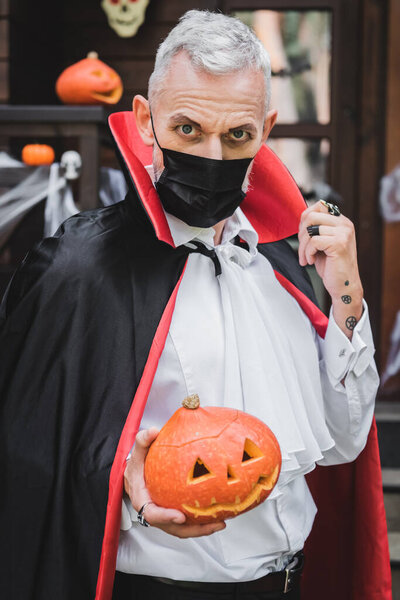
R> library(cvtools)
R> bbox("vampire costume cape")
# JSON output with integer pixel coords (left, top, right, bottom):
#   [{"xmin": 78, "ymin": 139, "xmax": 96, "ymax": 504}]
[{"xmin": 0, "ymin": 111, "xmax": 391, "ymax": 600}]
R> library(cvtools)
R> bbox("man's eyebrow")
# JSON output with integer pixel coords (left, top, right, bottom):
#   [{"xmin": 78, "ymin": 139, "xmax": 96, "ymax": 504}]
[
  {"xmin": 168, "ymin": 114, "xmax": 258, "ymax": 135},
  {"xmin": 168, "ymin": 113, "xmax": 202, "ymax": 128},
  {"xmin": 229, "ymin": 123, "xmax": 258, "ymax": 135}
]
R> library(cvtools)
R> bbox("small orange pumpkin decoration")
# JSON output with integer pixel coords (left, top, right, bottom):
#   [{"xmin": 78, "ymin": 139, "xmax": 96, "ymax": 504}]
[
  {"xmin": 145, "ymin": 394, "xmax": 282, "ymax": 524},
  {"xmin": 55, "ymin": 51, "xmax": 123, "ymax": 105},
  {"xmin": 22, "ymin": 144, "xmax": 55, "ymax": 166}
]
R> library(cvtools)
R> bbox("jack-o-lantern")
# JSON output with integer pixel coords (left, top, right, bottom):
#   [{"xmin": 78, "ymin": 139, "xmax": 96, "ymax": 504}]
[
  {"xmin": 55, "ymin": 52, "xmax": 123, "ymax": 105},
  {"xmin": 145, "ymin": 395, "xmax": 281, "ymax": 523}
]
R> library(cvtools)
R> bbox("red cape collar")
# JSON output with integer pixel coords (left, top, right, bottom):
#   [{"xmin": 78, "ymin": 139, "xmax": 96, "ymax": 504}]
[{"xmin": 108, "ymin": 111, "xmax": 306, "ymax": 246}]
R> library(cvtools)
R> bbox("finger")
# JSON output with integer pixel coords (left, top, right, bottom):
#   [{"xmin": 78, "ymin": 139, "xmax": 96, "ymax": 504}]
[
  {"xmin": 302, "ymin": 224, "xmax": 337, "ymax": 241},
  {"xmin": 133, "ymin": 428, "xmax": 159, "ymax": 460},
  {"xmin": 301, "ymin": 211, "xmax": 343, "ymax": 230},
  {"xmin": 304, "ymin": 235, "xmax": 334, "ymax": 264},
  {"xmin": 124, "ymin": 428, "xmax": 159, "ymax": 500},
  {"xmin": 298, "ymin": 226, "xmax": 336, "ymax": 266},
  {"xmin": 144, "ymin": 502, "xmax": 187, "ymax": 526},
  {"xmin": 160, "ymin": 520, "xmax": 227, "ymax": 539},
  {"xmin": 315, "ymin": 199, "xmax": 340, "ymax": 215},
  {"xmin": 129, "ymin": 428, "xmax": 159, "ymax": 473},
  {"xmin": 298, "ymin": 230, "xmax": 309, "ymax": 266}
]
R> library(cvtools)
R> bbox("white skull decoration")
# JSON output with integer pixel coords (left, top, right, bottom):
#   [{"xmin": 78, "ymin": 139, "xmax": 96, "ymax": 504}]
[
  {"xmin": 101, "ymin": 0, "xmax": 150, "ymax": 38},
  {"xmin": 60, "ymin": 151, "xmax": 82, "ymax": 181}
]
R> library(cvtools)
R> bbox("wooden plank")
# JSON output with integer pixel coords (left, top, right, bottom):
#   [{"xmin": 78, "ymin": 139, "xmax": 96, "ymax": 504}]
[
  {"xmin": 111, "ymin": 59, "xmax": 154, "ymax": 91},
  {"xmin": 0, "ymin": 123, "xmax": 105, "ymax": 137},
  {"xmin": 0, "ymin": 59, "xmax": 8, "ymax": 102},
  {"xmin": 79, "ymin": 131, "xmax": 100, "ymax": 210},
  {"xmin": 117, "ymin": 91, "xmax": 148, "ymax": 110},
  {"xmin": 380, "ymin": 0, "xmax": 400, "ymax": 391},
  {"xmin": 0, "ymin": 19, "xmax": 8, "ymax": 59},
  {"xmin": 222, "ymin": 0, "xmax": 337, "ymax": 10},
  {"xmin": 356, "ymin": 0, "xmax": 387, "ymax": 366},
  {"xmin": 63, "ymin": 23, "xmax": 172, "ymax": 60},
  {"xmin": 148, "ymin": 0, "xmax": 219, "ymax": 21},
  {"xmin": 329, "ymin": 0, "xmax": 359, "ymax": 225},
  {"xmin": 270, "ymin": 123, "xmax": 332, "ymax": 139},
  {"xmin": 0, "ymin": 105, "xmax": 110, "ymax": 123},
  {"xmin": 0, "ymin": 0, "xmax": 9, "ymax": 17},
  {"xmin": 9, "ymin": 2, "xmax": 64, "ymax": 104},
  {"xmin": 385, "ymin": 0, "xmax": 400, "ymax": 173},
  {"xmin": 63, "ymin": 0, "xmax": 218, "ymax": 24}
]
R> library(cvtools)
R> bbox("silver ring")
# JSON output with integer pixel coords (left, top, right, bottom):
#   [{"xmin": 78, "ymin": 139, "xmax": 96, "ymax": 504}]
[
  {"xmin": 137, "ymin": 501, "xmax": 153, "ymax": 527},
  {"xmin": 319, "ymin": 199, "xmax": 341, "ymax": 216}
]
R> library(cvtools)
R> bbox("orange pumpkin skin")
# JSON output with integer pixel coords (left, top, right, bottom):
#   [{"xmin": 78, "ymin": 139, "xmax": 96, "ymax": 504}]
[
  {"xmin": 55, "ymin": 52, "xmax": 123, "ymax": 105},
  {"xmin": 22, "ymin": 144, "xmax": 55, "ymax": 166},
  {"xmin": 144, "ymin": 396, "xmax": 282, "ymax": 524}
]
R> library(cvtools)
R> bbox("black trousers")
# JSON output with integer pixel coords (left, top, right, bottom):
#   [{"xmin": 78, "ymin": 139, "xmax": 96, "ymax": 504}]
[{"xmin": 112, "ymin": 572, "xmax": 302, "ymax": 600}]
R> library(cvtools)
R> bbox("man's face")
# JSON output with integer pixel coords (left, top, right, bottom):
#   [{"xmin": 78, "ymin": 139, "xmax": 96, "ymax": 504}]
[{"xmin": 136, "ymin": 52, "xmax": 276, "ymax": 184}]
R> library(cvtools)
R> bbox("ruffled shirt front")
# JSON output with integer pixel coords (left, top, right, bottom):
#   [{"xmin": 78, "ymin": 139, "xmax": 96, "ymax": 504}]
[{"xmin": 117, "ymin": 206, "xmax": 379, "ymax": 582}]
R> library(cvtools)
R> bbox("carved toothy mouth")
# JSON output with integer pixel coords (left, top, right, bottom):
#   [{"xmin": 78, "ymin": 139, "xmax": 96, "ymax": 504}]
[
  {"xmin": 91, "ymin": 86, "xmax": 123, "ymax": 103},
  {"xmin": 182, "ymin": 465, "xmax": 280, "ymax": 519}
]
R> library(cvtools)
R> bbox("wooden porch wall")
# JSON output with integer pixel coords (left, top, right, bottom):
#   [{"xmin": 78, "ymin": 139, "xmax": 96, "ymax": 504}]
[
  {"xmin": 380, "ymin": 0, "xmax": 400, "ymax": 395},
  {"xmin": 0, "ymin": 0, "xmax": 9, "ymax": 103},
  {"xmin": 63, "ymin": 1, "xmax": 218, "ymax": 110},
  {"xmin": 9, "ymin": 0, "xmax": 219, "ymax": 108}
]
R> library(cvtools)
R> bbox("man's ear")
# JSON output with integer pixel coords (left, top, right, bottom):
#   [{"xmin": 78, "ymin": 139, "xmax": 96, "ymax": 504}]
[
  {"xmin": 132, "ymin": 95, "xmax": 154, "ymax": 147},
  {"xmin": 261, "ymin": 109, "xmax": 278, "ymax": 144}
]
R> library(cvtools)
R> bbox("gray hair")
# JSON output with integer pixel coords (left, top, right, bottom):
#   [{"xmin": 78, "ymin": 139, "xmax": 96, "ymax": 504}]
[{"xmin": 148, "ymin": 10, "xmax": 271, "ymax": 113}]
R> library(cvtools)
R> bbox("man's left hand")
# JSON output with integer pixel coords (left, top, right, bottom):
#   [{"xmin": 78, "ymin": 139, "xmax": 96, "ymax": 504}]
[{"xmin": 298, "ymin": 200, "xmax": 364, "ymax": 339}]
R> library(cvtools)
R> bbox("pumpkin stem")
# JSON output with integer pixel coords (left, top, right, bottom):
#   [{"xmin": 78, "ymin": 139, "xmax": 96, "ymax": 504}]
[
  {"xmin": 182, "ymin": 394, "xmax": 200, "ymax": 410},
  {"xmin": 87, "ymin": 51, "xmax": 99, "ymax": 60}
]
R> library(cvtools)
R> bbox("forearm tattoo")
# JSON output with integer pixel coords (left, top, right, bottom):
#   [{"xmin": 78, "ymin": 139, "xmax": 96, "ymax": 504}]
[
  {"xmin": 345, "ymin": 316, "xmax": 357, "ymax": 330},
  {"xmin": 341, "ymin": 295, "xmax": 352, "ymax": 304}
]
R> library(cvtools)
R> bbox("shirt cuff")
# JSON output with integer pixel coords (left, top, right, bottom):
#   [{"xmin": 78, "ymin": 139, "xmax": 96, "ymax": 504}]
[
  {"xmin": 120, "ymin": 495, "xmax": 139, "ymax": 530},
  {"xmin": 321, "ymin": 298, "xmax": 375, "ymax": 382}
]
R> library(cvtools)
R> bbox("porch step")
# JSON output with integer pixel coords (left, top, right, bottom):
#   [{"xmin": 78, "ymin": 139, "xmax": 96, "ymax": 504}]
[
  {"xmin": 374, "ymin": 404, "xmax": 400, "ymax": 597},
  {"xmin": 390, "ymin": 532, "xmax": 400, "ymax": 568},
  {"xmin": 375, "ymin": 402, "xmax": 400, "ymax": 468},
  {"xmin": 382, "ymin": 468, "xmax": 400, "ymax": 599}
]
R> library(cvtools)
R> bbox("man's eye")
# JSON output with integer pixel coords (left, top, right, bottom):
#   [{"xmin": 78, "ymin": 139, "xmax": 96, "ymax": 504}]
[
  {"xmin": 228, "ymin": 130, "xmax": 249, "ymax": 141},
  {"xmin": 180, "ymin": 124, "xmax": 193, "ymax": 135}
]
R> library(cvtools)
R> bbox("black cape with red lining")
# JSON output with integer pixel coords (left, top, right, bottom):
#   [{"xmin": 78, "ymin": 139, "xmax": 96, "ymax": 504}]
[{"xmin": 0, "ymin": 111, "xmax": 391, "ymax": 600}]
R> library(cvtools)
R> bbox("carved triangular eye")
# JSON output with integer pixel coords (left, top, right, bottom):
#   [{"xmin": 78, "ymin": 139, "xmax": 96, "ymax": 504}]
[
  {"xmin": 227, "ymin": 465, "xmax": 238, "ymax": 483},
  {"xmin": 193, "ymin": 458, "xmax": 210, "ymax": 478},
  {"xmin": 242, "ymin": 438, "xmax": 264, "ymax": 462},
  {"xmin": 188, "ymin": 458, "xmax": 215, "ymax": 484}
]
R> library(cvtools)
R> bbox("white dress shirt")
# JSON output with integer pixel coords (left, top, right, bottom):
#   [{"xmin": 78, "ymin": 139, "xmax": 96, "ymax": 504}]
[{"xmin": 117, "ymin": 206, "xmax": 379, "ymax": 582}]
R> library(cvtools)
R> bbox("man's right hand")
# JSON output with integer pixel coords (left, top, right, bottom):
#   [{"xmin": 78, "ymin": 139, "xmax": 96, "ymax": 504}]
[{"xmin": 124, "ymin": 427, "xmax": 226, "ymax": 538}]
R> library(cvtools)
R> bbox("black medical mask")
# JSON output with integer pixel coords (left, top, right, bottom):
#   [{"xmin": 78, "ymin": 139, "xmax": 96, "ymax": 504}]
[{"xmin": 151, "ymin": 115, "xmax": 254, "ymax": 228}]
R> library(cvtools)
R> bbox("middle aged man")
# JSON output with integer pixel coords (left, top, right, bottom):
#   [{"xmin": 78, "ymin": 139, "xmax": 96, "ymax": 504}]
[{"xmin": 0, "ymin": 9, "xmax": 391, "ymax": 600}]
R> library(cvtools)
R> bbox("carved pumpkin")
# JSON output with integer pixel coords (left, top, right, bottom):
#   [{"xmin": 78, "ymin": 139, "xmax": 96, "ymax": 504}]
[
  {"xmin": 145, "ymin": 395, "xmax": 281, "ymax": 523},
  {"xmin": 22, "ymin": 144, "xmax": 55, "ymax": 166},
  {"xmin": 55, "ymin": 52, "xmax": 123, "ymax": 105}
]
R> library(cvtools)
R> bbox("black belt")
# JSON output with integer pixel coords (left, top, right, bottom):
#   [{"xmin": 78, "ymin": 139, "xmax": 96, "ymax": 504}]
[{"xmin": 153, "ymin": 551, "xmax": 304, "ymax": 595}]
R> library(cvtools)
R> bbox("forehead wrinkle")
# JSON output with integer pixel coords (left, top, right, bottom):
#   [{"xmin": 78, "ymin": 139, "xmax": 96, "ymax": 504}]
[
  {"xmin": 164, "ymin": 98, "xmax": 261, "ymax": 133},
  {"xmin": 154, "ymin": 53, "xmax": 266, "ymax": 118},
  {"xmin": 170, "ymin": 88, "xmax": 262, "ymax": 110}
]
